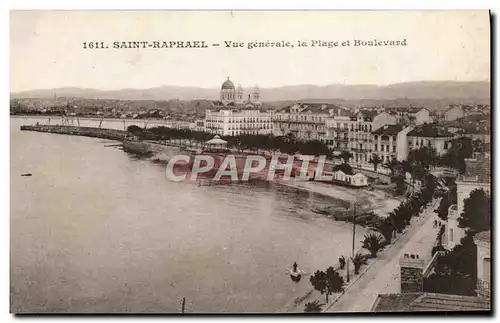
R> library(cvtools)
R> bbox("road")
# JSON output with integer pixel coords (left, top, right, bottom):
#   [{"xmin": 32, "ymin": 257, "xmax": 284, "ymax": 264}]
[{"xmin": 326, "ymin": 199, "xmax": 441, "ymax": 312}]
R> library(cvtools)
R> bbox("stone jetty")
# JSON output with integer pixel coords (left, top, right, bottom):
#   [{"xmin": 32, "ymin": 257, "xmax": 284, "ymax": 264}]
[{"xmin": 20, "ymin": 125, "xmax": 127, "ymax": 141}]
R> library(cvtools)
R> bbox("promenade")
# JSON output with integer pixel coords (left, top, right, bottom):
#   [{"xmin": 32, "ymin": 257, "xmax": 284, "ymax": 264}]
[{"xmin": 325, "ymin": 198, "xmax": 441, "ymax": 312}]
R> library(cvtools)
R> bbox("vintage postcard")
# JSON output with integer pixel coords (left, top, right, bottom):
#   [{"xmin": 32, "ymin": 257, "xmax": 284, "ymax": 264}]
[{"xmin": 10, "ymin": 10, "xmax": 491, "ymax": 314}]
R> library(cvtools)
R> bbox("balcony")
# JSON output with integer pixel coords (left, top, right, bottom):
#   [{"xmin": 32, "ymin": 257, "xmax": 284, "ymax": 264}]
[
  {"xmin": 477, "ymin": 279, "xmax": 490, "ymax": 299},
  {"xmin": 273, "ymin": 119, "xmax": 324, "ymax": 124}
]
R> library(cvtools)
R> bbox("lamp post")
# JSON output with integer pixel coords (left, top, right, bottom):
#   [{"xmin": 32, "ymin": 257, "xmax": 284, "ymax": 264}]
[{"xmin": 346, "ymin": 199, "xmax": 358, "ymax": 283}]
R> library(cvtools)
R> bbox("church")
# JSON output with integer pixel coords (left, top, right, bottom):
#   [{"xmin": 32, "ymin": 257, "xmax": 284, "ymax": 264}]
[
  {"xmin": 213, "ymin": 77, "xmax": 262, "ymax": 109},
  {"xmin": 204, "ymin": 78, "xmax": 272, "ymax": 136}
]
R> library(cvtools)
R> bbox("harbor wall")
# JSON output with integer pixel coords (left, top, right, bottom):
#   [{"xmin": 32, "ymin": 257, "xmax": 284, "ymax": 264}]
[{"xmin": 20, "ymin": 125, "xmax": 127, "ymax": 141}]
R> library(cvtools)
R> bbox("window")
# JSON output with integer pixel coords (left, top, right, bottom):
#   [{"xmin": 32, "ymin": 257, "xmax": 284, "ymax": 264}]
[
  {"xmin": 483, "ymin": 258, "xmax": 491, "ymax": 283},
  {"xmin": 449, "ymin": 229, "xmax": 454, "ymax": 242}
]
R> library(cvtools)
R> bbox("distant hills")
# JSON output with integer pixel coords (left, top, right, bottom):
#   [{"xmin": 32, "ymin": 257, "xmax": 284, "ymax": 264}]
[{"xmin": 11, "ymin": 81, "xmax": 490, "ymax": 106}]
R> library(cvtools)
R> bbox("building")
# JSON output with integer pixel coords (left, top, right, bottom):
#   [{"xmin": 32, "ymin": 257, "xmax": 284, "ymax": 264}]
[
  {"xmin": 325, "ymin": 111, "xmax": 397, "ymax": 164},
  {"xmin": 272, "ymin": 103, "xmax": 338, "ymax": 141},
  {"xmin": 372, "ymin": 124, "xmax": 403, "ymax": 164},
  {"xmin": 371, "ymin": 124, "xmax": 415, "ymax": 163},
  {"xmin": 324, "ymin": 108, "xmax": 354, "ymax": 151},
  {"xmin": 371, "ymin": 251, "xmax": 490, "ymax": 312},
  {"xmin": 444, "ymin": 105, "xmax": 465, "ymax": 122},
  {"xmin": 190, "ymin": 119, "xmax": 205, "ymax": 132},
  {"xmin": 371, "ymin": 292, "xmax": 490, "ymax": 312},
  {"xmin": 474, "ymin": 231, "xmax": 490, "ymax": 299},
  {"xmin": 204, "ymin": 78, "xmax": 272, "ymax": 136},
  {"xmin": 444, "ymin": 154, "xmax": 491, "ymax": 249},
  {"xmin": 330, "ymin": 165, "xmax": 368, "ymax": 187},
  {"xmin": 387, "ymin": 107, "xmax": 432, "ymax": 126},
  {"xmin": 407, "ymin": 124, "xmax": 455, "ymax": 156}
]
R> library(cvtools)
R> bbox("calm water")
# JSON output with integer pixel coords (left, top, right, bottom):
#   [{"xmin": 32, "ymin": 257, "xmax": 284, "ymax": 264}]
[{"xmin": 10, "ymin": 117, "xmax": 366, "ymax": 313}]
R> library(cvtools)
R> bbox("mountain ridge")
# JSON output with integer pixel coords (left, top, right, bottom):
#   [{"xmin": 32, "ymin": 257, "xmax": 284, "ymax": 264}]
[{"xmin": 11, "ymin": 81, "xmax": 490, "ymax": 102}]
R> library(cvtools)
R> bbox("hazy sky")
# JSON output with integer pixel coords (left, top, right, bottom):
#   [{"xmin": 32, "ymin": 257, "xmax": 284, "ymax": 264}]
[{"xmin": 10, "ymin": 10, "xmax": 490, "ymax": 92}]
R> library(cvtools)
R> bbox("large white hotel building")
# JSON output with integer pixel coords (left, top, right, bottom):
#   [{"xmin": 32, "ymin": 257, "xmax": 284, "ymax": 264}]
[{"xmin": 204, "ymin": 78, "xmax": 273, "ymax": 136}]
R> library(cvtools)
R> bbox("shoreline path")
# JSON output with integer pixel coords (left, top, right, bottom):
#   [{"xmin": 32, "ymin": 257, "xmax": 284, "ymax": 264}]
[{"xmin": 325, "ymin": 198, "xmax": 440, "ymax": 312}]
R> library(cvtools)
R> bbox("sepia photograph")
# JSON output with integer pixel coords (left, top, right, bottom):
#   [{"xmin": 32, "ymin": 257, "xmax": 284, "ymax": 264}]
[{"xmin": 9, "ymin": 10, "xmax": 491, "ymax": 314}]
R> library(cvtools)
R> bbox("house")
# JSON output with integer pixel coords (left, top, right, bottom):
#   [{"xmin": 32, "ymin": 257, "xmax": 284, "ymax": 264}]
[
  {"xmin": 371, "ymin": 293, "xmax": 490, "ymax": 312},
  {"xmin": 444, "ymin": 153, "xmax": 490, "ymax": 249},
  {"xmin": 444, "ymin": 105, "xmax": 465, "ymax": 122},
  {"xmin": 324, "ymin": 108, "xmax": 353, "ymax": 151},
  {"xmin": 371, "ymin": 250, "xmax": 490, "ymax": 312},
  {"xmin": 330, "ymin": 165, "xmax": 368, "ymax": 187},
  {"xmin": 407, "ymin": 124, "xmax": 455, "ymax": 156},
  {"xmin": 387, "ymin": 107, "xmax": 432, "ymax": 125},
  {"xmin": 474, "ymin": 231, "xmax": 490, "ymax": 299},
  {"xmin": 336, "ymin": 110, "xmax": 397, "ymax": 164}
]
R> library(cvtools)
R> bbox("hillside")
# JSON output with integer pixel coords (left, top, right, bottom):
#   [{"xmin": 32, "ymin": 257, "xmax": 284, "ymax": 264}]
[{"xmin": 11, "ymin": 81, "xmax": 490, "ymax": 107}]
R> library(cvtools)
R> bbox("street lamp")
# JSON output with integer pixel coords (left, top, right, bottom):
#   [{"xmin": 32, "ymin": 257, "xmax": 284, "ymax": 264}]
[{"xmin": 346, "ymin": 198, "xmax": 358, "ymax": 284}]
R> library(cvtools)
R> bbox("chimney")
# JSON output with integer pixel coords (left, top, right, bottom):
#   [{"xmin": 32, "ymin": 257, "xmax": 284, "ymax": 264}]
[
  {"xmin": 464, "ymin": 158, "xmax": 478, "ymax": 177},
  {"xmin": 399, "ymin": 253, "xmax": 425, "ymax": 293}
]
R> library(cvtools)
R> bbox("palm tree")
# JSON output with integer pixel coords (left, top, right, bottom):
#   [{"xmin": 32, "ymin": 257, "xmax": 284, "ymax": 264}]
[
  {"xmin": 386, "ymin": 158, "xmax": 401, "ymax": 177},
  {"xmin": 309, "ymin": 266, "xmax": 344, "ymax": 303},
  {"xmin": 351, "ymin": 253, "xmax": 368, "ymax": 275},
  {"xmin": 304, "ymin": 300, "xmax": 323, "ymax": 313},
  {"xmin": 340, "ymin": 150, "xmax": 353, "ymax": 164},
  {"xmin": 369, "ymin": 154, "xmax": 382, "ymax": 172},
  {"xmin": 372, "ymin": 217, "xmax": 395, "ymax": 244},
  {"xmin": 362, "ymin": 233, "xmax": 385, "ymax": 258}
]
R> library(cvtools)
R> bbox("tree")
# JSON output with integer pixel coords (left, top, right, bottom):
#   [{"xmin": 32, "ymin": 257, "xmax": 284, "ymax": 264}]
[
  {"xmin": 362, "ymin": 233, "xmax": 385, "ymax": 258},
  {"xmin": 309, "ymin": 266, "xmax": 345, "ymax": 303},
  {"xmin": 435, "ymin": 195, "xmax": 451, "ymax": 221},
  {"xmin": 394, "ymin": 175, "xmax": 406, "ymax": 196},
  {"xmin": 340, "ymin": 150, "xmax": 353, "ymax": 164},
  {"xmin": 369, "ymin": 154, "xmax": 382, "ymax": 172},
  {"xmin": 408, "ymin": 146, "xmax": 438, "ymax": 169},
  {"xmin": 127, "ymin": 125, "xmax": 143, "ymax": 134},
  {"xmin": 426, "ymin": 234, "xmax": 477, "ymax": 296},
  {"xmin": 438, "ymin": 137, "xmax": 473, "ymax": 173},
  {"xmin": 372, "ymin": 217, "xmax": 395, "ymax": 243},
  {"xmin": 304, "ymin": 300, "xmax": 323, "ymax": 313},
  {"xmin": 351, "ymin": 253, "xmax": 368, "ymax": 275},
  {"xmin": 385, "ymin": 159, "xmax": 401, "ymax": 177},
  {"xmin": 458, "ymin": 189, "xmax": 490, "ymax": 234}
]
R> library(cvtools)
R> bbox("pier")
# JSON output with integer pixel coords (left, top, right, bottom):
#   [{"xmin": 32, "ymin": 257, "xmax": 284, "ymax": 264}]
[{"xmin": 20, "ymin": 125, "xmax": 127, "ymax": 141}]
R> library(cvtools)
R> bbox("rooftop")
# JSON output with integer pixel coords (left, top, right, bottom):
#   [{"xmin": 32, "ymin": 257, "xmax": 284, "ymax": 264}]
[
  {"xmin": 372, "ymin": 124, "xmax": 404, "ymax": 136},
  {"xmin": 277, "ymin": 103, "xmax": 341, "ymax": 114},
  {"xmin": 461, "ymin": 154, "xmax": 491, "ymax": 183},
  {"xmin": 407, "ymin": 124, "xmax": 454, "ymax": 138},
  {"xmin": 371, "ymin": 293, "xmax": 490, "ymax": 312},
  {"xmin": 474, "ymin": 230, "xmax": 490, "ymax": 244},
  {"xmin": 357, "ymin": 110, "xmax": 378, "ymax": 121}
]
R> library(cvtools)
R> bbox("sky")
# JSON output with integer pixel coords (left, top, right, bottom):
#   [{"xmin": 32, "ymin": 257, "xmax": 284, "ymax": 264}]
[{"xmin": 10, "ymin": 10, "xmax": 490, "ymax": 92}]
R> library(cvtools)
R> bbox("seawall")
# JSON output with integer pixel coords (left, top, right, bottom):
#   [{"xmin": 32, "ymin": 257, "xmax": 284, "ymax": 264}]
[
  {"xmin": 20, "ymin": 124, "xmax": 185, "ymax": 159},
  {"xmin": 20, "ymin": 125, "xmax": 127, "ymax": 141}
]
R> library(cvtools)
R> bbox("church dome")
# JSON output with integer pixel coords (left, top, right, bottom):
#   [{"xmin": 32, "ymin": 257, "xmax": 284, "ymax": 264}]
[{"xmin": 221, "ymin": 77, "xmax": 235, "ymax": 90}]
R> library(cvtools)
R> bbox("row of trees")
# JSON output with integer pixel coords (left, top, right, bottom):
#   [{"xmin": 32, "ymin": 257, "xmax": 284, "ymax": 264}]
[
  {"xmin": 371, "ymin": 174, "xmax": 437, "ymax": 245},
  {"xmin": 127, "ymin": 126, "xmax": 334, "ymax": 158},
  {"xmin": 305, "ymin": 176, "xmax": 438, "ymax": 313}
]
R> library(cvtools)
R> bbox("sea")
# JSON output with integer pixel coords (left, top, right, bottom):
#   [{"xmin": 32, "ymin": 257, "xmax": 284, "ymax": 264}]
[{"xmin": 10, "ymin": 116, "xmax": 367, "ymax": 313}]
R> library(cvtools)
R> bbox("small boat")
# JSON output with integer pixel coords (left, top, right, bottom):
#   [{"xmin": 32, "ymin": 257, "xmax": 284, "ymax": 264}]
[
  {"xmin": 290, "ymin": 262, "xmax": 302, "ymax": 282},
  {"xmin": 21, "ymin": 173, "xmax": 32, "ymax": 177}
]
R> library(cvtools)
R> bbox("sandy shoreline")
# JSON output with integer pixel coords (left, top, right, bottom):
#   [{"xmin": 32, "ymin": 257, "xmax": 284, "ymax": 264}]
[{"xmin": 277, "ymin": 180, "xmax": 402, "ymax": 218}]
